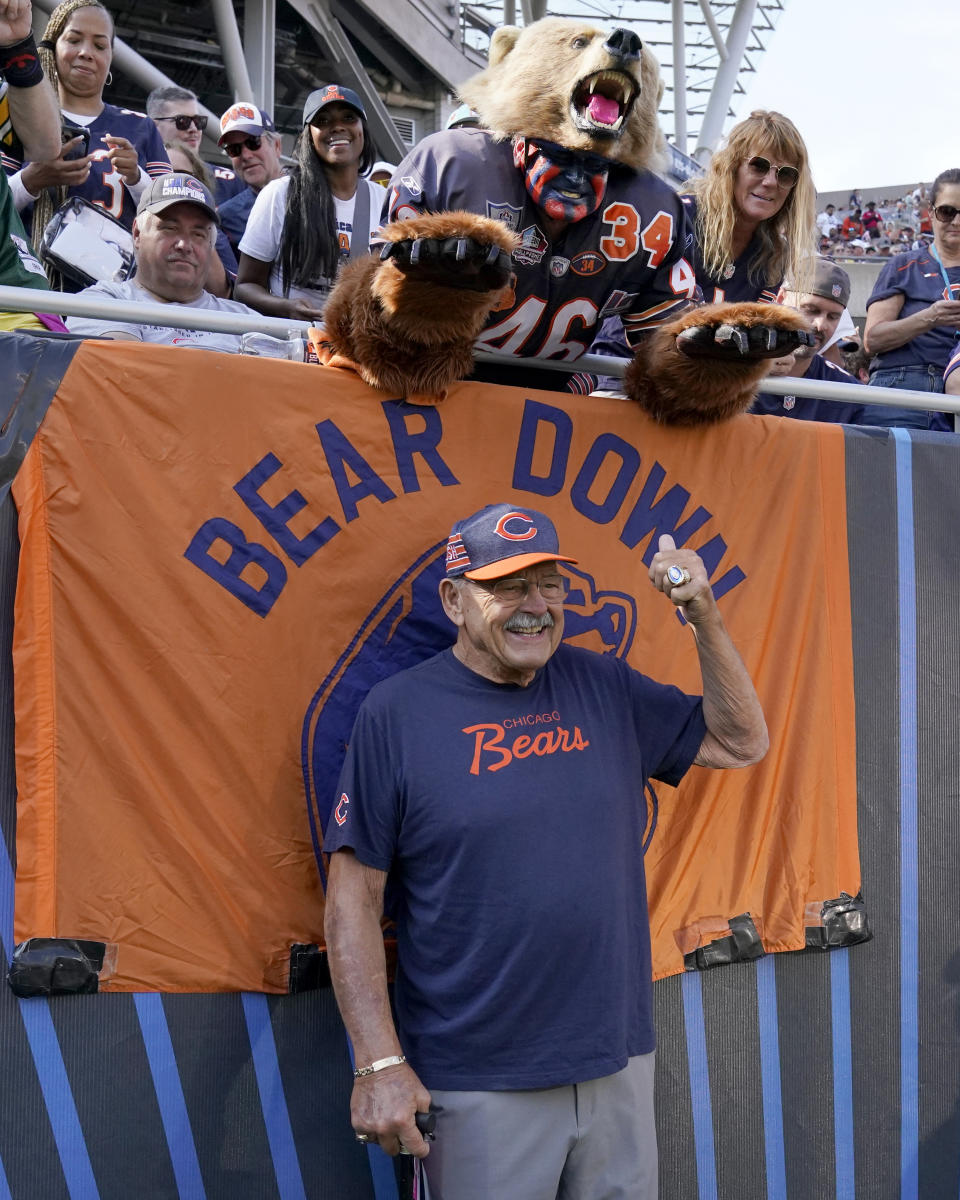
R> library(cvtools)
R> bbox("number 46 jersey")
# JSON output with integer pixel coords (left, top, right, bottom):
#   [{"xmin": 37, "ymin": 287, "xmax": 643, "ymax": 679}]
[{"xmin": 386, "ymin": 127, "xmax": 698, "ymax": 362}]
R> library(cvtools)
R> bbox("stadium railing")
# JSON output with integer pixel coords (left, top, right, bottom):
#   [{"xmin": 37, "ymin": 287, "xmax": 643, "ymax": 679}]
[{"xmin": 1, "ymin": 284, "xmax": 956, "ymax": 430}]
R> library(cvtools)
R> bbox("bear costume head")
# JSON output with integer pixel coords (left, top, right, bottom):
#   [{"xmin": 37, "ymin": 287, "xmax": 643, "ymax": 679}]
[{"xmin": 459, "ymin": 18, "xmax": 666, "ymax": 171}]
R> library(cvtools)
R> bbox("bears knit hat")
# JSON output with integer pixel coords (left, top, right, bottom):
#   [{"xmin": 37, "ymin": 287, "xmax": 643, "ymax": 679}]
[
  {"xmin": 808, "ymin": 256, "xmax": 851, "ymax": 308},
  {"xmin": 137, "ymin": 173, "xmax": 219, "ymax": 225},
  {"xmin": 218, "ymin": 102, "xmax": 275, "ymax": 145},
  {"xmin": 303, "ymin": 84, "xmax": 366, "ymax": 126},
  {"xmin": 445, "ymin": 503, "xmax": 577, "ymax": 580}
]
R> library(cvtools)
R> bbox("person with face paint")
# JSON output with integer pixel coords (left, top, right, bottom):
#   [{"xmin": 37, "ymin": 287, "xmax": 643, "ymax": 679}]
[{"xmin": 385, "ymin": 81, "xmax": 698, "ymax": 392}]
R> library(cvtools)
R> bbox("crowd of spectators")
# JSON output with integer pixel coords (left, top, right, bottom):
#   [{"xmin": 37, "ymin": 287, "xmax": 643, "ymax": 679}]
[
  {"xmin": 0, "ymin": 0, "xmax": 958, "ymax": 432},
  {"xmin": 816, "ymin": 183, "xmax": 938, "ymax": 260}
]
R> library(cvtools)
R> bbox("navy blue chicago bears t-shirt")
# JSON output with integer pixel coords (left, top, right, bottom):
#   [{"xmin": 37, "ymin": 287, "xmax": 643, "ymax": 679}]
[{"xmin": 324, "ymin": 644, "xmax": 705, "ymax": 1091}]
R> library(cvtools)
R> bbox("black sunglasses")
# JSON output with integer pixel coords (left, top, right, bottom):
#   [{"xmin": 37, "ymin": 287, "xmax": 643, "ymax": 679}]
[
  {"xmin": 156, "ymin": 114, "xmax": 208, "ymax": 132},
  {"xmin": 933, "ymin": 205, "xmax": 960, "ymax": 224},
  {"xmin": 745, "ymin": 156, "xmax": 800, "ymax": 189},
  {"xmin": 224, "ymin": 136, "xmax": 262, "ymax": 158}
]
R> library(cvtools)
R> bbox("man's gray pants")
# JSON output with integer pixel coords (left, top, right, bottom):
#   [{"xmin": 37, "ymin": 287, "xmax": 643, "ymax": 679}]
[{"xmin": 422, "ymin": 1052, "xmax": 656, "ymax": 1200}]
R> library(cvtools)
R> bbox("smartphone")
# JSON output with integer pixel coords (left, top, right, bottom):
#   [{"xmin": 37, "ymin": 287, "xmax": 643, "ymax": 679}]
[{"xmin": 61, "ymin": 121, "xmax": 90, "ymax": 161}]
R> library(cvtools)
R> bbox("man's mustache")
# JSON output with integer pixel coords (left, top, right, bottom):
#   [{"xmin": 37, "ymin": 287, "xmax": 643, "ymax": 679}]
[{"xmin": 503, "ymin": 611, "xmax": 555, "ymax": 633}]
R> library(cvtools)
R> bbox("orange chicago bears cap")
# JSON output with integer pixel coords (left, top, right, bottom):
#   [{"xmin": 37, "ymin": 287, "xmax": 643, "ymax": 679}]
[{"xmin": 444, "ymin": 503, "xmax": 577, "ymax": 580}]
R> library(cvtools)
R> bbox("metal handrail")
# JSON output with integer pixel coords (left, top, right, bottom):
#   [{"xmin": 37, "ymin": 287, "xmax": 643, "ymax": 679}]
[{"xmin": 1, "ymin": 284, "xmax": 956, "ymax": 419}]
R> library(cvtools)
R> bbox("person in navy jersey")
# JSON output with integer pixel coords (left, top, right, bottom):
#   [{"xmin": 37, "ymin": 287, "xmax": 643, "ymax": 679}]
[
  {"xmin": 863, "ymin": 168, "xmax": 960, "ymax": 431},
  {"xmin": 386, "ymin": 124, "xmax": 699, "ymax": 393},
  {"xmin": 324, "ymin": 502, "xmax": 768, "ymax": 1199},
  {"xmin": 4, "ymin": 0, "xmax": 169, "ymax": 287},
  {"xmin": 589, "ymin": 111, "xmax": 816, "ymax": 389},
  {"xmin": 753, "ymin": 259, "xmax": 887, "ymax": 424},
  {"xmin": 680, "ymin": 110, "xmax": 815, "ymax": 306}
]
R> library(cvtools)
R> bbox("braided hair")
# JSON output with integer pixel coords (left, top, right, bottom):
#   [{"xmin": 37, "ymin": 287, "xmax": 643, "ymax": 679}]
[{"xmin": 33, "ymin": 0, "xmax": 114, "ymax": 287}]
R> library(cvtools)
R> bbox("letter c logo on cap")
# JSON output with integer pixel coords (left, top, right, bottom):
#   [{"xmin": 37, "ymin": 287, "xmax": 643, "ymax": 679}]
[{"xmin": 494, "ymin": 511, "xmax": 537, "ymax": 541}]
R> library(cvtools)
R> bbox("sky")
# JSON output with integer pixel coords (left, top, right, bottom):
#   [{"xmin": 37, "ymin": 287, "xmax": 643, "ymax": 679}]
[{"xmin": 730, "ymin": 0, "xmax": 958, "ymax": 194}]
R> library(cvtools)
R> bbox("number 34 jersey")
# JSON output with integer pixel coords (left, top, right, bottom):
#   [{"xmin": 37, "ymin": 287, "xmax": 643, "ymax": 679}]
[{"xmin": 386, "ymin": 128, "xmax": 698, "ymax": 362}]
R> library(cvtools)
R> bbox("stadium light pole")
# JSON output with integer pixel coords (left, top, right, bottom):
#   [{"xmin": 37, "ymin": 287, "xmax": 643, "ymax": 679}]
[{"xmin": 694, "ymin": 0, "xmax": 757, "ymax": 163}]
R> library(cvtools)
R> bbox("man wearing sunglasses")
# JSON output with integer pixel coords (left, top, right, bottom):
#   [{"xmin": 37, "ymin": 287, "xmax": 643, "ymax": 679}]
[
  {"xmin": 324, "ymin": 501, "xmax": 767, "ymax": 1199},
  {"xmin": 146, "ymin": 85, "xmax": 245, "ymax": 205},
  {"xmin": 216, "ymin": 101, "xmax": 284, "ymax": 254}
]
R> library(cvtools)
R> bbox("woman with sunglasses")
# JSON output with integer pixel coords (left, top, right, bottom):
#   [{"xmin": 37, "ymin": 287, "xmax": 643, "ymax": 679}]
[
  {"xmin": 863, "ymin": 168, "xmax": 960, "ymax": 430},
  {"xmin": 589, "ymin": 110, "xmax": 814, "ymax": 383},
  {"xmin": 235, "ymin": 85, "xmax": 383, "ymax": 323},
  {"xmin": 5, "ymin": 0, "xmax": 169, "ymax": 285},
  {"xmin": 679, "ymin": 110, "xmax": 815, "ymax": 305}
]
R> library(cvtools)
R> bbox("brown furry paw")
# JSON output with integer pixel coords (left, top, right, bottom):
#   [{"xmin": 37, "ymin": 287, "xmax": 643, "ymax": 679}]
[
  {"xmin": 379, "ymin": 211, "xmax": 516, "ymax": 292},
  {"xmin": 673, "ymin": 301, "xmax": 814, "ymax": 361},
  {"xmin": 624, "ymin": 303, "xmax": 814, "ymax": 426}
]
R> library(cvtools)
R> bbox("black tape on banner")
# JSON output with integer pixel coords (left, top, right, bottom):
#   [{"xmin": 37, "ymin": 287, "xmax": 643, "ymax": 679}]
[
  {"xmin": 683, "ymin": 913, "xmax": 766, "ymax": 972},
  {"xmin": 8, "ymin": 938, "xmax": 108, "ymax": 996},
  {"xmin": 804, "ymin": 891, "xmax": 873, "ymax": 950}
]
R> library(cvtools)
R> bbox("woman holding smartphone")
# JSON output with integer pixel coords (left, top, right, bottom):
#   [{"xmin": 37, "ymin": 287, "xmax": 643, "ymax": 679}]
[{"xmin": 6, "ymin": 0, "xmax": 169, "ymax": 283}]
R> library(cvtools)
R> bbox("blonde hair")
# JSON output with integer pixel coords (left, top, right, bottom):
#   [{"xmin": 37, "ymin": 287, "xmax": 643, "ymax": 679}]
[
  {"xmin": 683, "ymin": 110, "xmax": 816, "ymax": 293},
  {"xmin": 33, "ymin": 0, "xmax": 114, "ymax": 285},
  {"xmin": 163, "ymin": 142, "xmax": 213, "ymax": 192}
]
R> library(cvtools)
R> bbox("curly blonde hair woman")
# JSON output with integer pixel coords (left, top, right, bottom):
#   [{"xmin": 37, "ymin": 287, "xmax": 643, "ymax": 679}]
[{"xmin": 681, "ymin": 110, "xmax": 816, "ymax": 302}]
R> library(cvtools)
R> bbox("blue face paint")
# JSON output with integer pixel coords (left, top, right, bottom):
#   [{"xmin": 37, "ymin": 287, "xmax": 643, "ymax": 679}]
[{"xmin": 515, "ymin": 138, "xmax": 610, "ymax": 223}]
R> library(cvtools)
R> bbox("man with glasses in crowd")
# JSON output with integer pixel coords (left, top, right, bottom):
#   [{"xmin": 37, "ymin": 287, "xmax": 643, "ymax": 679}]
[
  {"xmin": 145, "ymin": 85, "xmax": 244, "ymax": 204},
  {"xmin": 216, "ymin": 102, "xmax": 284, "ymax": 254},
  {"xmin": 323, "ymin": 501, "xmax": 768, "ymax": 1199}
]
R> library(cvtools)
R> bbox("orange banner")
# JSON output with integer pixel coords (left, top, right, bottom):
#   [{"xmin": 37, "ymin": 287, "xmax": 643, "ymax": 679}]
[{"xmin": 12, "ymin": 341, "xmax": 859, "ymax": 991}]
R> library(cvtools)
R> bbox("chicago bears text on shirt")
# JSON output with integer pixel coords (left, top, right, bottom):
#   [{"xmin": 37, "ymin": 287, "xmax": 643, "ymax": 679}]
[
  {"xmin": 184, "ymin": 397, "xmax": 745, "ymax": 617},
  {"xmin": 462, "ymin": 714, "xmax": 589, "ymax": 775}
]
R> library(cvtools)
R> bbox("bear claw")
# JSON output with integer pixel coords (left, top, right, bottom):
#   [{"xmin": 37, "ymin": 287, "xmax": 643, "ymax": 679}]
[
  {"xmin": 380, "ymin": 236, "xmax": 514, "ymax": 293},
  {"xmin": 676, "ymin": 322, "xmax": 815, "ymax": 361}
]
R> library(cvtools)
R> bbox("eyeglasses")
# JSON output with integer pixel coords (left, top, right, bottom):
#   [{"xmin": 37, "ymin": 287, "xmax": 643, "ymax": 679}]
[
  {"xmin": 473, "ymin": 574, "xmax": 566, "ymax": 604},
  {"xmin": 155, "ymin": 114, "xmax": 208, "ymax": 132},
  {"xmin": 933, "ymin": 205, "xmax": 960, "ymax": 224},
  {"xmin": 224, "ymin": 136, "xmax": 262, "ymax": 158},
  {"xmin": 744, "ymin": 156, "xmax": 800, "ymax": 189}
]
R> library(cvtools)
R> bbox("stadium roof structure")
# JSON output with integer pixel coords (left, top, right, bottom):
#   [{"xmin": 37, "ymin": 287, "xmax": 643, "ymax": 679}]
[
  {"xmin": 459, "ymin": 0, "xmax": 788, "ymax": 162},
  {"xmin": 27, "ymin": 0, "xmax": 784, "ymax": 168}
]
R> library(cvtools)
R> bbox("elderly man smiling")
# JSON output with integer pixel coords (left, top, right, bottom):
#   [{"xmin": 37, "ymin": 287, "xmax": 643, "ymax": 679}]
[
  {"xmin": 323, "ymin": 501, "xmax": 768, "ymax": 1200},
  {"xmin": 68, "ymin": 173, "xmax": 256, "ymax": 352}
]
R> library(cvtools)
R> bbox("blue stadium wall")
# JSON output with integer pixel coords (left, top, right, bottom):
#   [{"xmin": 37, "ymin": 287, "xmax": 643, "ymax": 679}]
[{"xmin": 0, "ymin": 421, "xmax": 957, "ymax": 1198}]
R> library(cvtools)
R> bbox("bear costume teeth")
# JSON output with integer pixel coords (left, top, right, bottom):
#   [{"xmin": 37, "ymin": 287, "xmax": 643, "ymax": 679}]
[{"xmin": 571, "ymin": 71, "xmax": 637, "ymax": 135}]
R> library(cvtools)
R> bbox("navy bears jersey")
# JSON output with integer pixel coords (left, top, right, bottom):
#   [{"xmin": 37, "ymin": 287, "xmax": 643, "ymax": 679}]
[
  {"xmin": 4, "ymin": 103, "xmax": 170, "ymax": 231},
  {"xmin": 752, "ymin": 353, "xmax": 868, "ymax": 423},
  {"xmin": 387, "ymin": 128, "xmax": 697, "ymax": 361},
  {"xmin": 680, "ymin": 195, "xmax": 780, "ymax": 305},
  {"xmin": 208, "ymin": 163, "xmax": 246, "ymax": 206}
]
